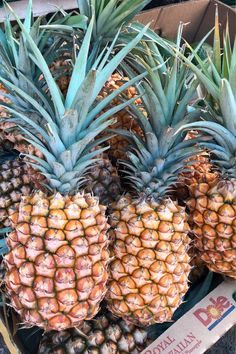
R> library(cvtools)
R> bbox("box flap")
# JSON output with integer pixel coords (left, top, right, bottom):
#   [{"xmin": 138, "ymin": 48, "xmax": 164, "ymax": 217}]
[
  {"xmin": 141, "ymin": 279, "xmax": 236, "ymax": 354},
  {"xmin": 135, "ymin": 0, "xmax": 236, "ymax": 43},
  {"xmin": 194, "ymin": 0, "xmax": 236, "ymax": 44},
  {"xmin": 135, "ymin": 0, "xmax": 210, "ymax": 42},
  {"xmin": 0, "ymin": 317, "xmax": 19, "ymax": 354}
]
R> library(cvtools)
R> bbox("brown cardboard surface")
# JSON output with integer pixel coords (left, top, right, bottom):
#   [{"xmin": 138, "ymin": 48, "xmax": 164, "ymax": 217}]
[
  {"xmin": 135, "ymin": 0, "xmax": 236, "ymax": 43},
  {"xmin": 135, "ymin": 0, "xmax": 210, "ymax": 42},
  {"xmin": 1, "ymin": 0, "xmax": 236, "ymax": 43},
  {"xmin": 194, "ymin": 0, "xmax": 236, "ymax": 43}
]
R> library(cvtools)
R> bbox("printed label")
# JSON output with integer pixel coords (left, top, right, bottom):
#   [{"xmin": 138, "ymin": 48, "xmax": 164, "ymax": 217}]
[
  {"xmin": 141, "ymin": 280, "xmax": 236, "ymax": 354},
  {"xmin": 193, "ymin": 296, "xmax": 235, "ymax": 330}
]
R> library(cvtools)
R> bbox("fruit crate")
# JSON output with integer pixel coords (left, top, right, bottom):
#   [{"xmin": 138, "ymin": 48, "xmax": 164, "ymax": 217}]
[
  {"xmin": 0, "ymin": 1, "xmax": 235, "ymax": 354},
  {"xmin": 142, "ymin": 279, "xmax": 236, "ymax": 354}
]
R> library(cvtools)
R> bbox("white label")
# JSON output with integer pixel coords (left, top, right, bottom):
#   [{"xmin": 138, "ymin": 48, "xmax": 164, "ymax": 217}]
[{"xmin": 141, "ymin": 279, "xmax": 236, "ymax": 354}]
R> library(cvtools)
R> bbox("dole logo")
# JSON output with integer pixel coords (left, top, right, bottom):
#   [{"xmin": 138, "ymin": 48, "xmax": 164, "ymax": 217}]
[{"xmin": 193, "ymin": 296, "xmax": 235, "ymax": 331}]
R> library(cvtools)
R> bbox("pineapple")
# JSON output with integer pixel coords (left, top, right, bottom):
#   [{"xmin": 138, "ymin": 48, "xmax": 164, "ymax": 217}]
[
  {"xmin": 176, "ymin": 10, "xmax": 236, "ymax": 278},
  {"xmin": 70, "ymin": 1, "xmax": 151, "ymax": 160},
  {"xmin": 0, "ymin": 1, "xmax": 75, "ymax": 152},
  {"xmin": 38, "ymin": 311, "xmax": 148, "ymax": 354},
  {"xmin": 98, "ymin": 73, "xmax": 143, "ymax": 161},
  {"xmin": 176, "ymin": 148, "xmax": 219, "ymax": 203},
  {"xmin": 0, "ymin": 143, "xmax": 44, "ymax": 228},
  {"xmin": 1, "ymin": 8, "xmax": 147, "ymax": 331},
  {"xmin": 106, "ymin": 38, "xmax": 201, "ymax": 326},
  {"xmin": 188, "ymin": 242, "xmax": 207, "ymax": 283},
  {"xmin": 46, "ymin": 1, "xmax": 152, "ymax": 161},
  {"xmin": 50, "ymin": 58, "xmax": 71, "ymax": 96},
  {"xmin": 86, "ymin": 152, "xmax": 122, "ymax": 206}
]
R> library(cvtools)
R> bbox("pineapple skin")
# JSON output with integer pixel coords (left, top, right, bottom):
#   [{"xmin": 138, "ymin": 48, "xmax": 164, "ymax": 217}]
[
  {"xmin": 50, "ymin": 59, "xmax": 71, "ymax": 97},
  {"xmin": 174, "ymin": 130, "xmax": 219, "ymax": 203},
  {"xmin": 176, "ymin": 155, "xmax": 218, "ymax": 203},
  {"xmin": 0, "ymin": 86, "xmax": 42, "ymax": 156},
  {"xmin": 4, "ymin": 191, "xmax": 110, "ymax": 331},
  {"xmin": 106, "ymin": 195, "xmax": 191, "ymax": 326},
  {"xmin": 188, "ymin": 243, "xmax": 207, "ymax": 283},
  {"xmin": 188, "ymin": 179, "xmax": 236, "ymax": 279},
  {"xmin": 98, "ymin": 73, "xmax": 142, "ymax": 160},
  {"xmin": 0, "ymin": 158, "xmax": 43, "ymax": 228},
  {"xmin": 38, "ymin": 312, "xmax": 148, "ymax": 354},
  {"xmin": 86, "ymin": 154, "xmax": 122, "ymax": 206}
]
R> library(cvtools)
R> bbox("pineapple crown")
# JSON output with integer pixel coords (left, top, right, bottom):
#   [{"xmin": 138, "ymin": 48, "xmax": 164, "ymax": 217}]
[
  {"xmin": 175, "ymin": 8, "xmax": 236, "ymax": 120},
  {"xmin": 116, "ymin": 28, "xmax": 202, "ymax": 199},
  {"xmin": 0, "ymin": 0, "xmax": 86, "ymax": 116},
  {"xmin": 176, "ymin": 9, "xmax": 236, "ymax": 179},
  {"xmin": 52, "ymin": 1, "xmax": 154, "ymax": 74},
  {"xmin": 77, "ymin": 0, "xmax": 152, "ymax": 42},
  {"xmin": 0, "ymin": 5, "xmax": 148, "ymax": 194}
]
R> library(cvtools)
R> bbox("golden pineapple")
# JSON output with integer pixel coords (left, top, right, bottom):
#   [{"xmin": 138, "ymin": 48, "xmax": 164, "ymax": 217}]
[
  {"xmin": 106, "ymin": 41, "xmax": 200, "ymax": 326},
  {"xmin": 107, "ymin": 196, "xmax": 191, "ymax": 326},
  {"xmin": 187, "ymin": 180, "xmax": 236, "ymax": 278},
  {"xmin": 171, "ymin": 129, "xmax": 218, "ymax": 203},
  {"xmin": 177, "ymin": 11, "xmax": 236, "ymax": 279},
  {"xmin": 6, "ymin": 191, "xmax": 109, "ymax": 330},
  {"xmin": 176, "ymin": 152, "xmax": 219, "ymax": 203},
  {"xmin": 2, "ymin": 12, "xmax": 147, "ymax": 331},
  {"xmin": 38, "ymin": 311, "xmax": 148, "ymax": 354}
]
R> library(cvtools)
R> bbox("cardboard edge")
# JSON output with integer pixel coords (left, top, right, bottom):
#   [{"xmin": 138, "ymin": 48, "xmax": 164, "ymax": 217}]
[
  {"xmin": 141, "ymin": 279, "xmax": 236, "ymax": 354},
  {"xmin": 135, "ymin": 0, "xmax": 211, "ymax": 42},
  {"xmin": 0, "ymin": 0, "xmax": 77, "ymax": 21},
  {"xmin": 0, "ymin": 317, "xmax": 19, "ymax": 354},
  {"xmin": 194, "ymin": 0, "xmax": 236, "ymax": 44},
  {"xmin": 192, "ymin": 0, "xmax": 212, "ymax": 43}
]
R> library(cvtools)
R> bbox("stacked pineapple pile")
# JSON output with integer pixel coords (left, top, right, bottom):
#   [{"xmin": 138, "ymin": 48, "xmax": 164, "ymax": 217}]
[{"xmin": 0, "ymin": 1, "xmax": 235, "ymax": 353}]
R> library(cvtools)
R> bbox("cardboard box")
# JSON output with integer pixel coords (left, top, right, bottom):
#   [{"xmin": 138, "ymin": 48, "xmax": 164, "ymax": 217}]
[
  {"xmin": 141, "ymin": 279, "xmax": 236, "ymax": 354},
  {"xmin": 0, "ymin": 1, "xmax": 235, "ymax": 353},
  {"xmin": 134, "ymin": 0, "xmax": 236, "ymax": 44},
  {"xmin": 1, "ymin": 0, "xmax": 236, "ymax": 33}
]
